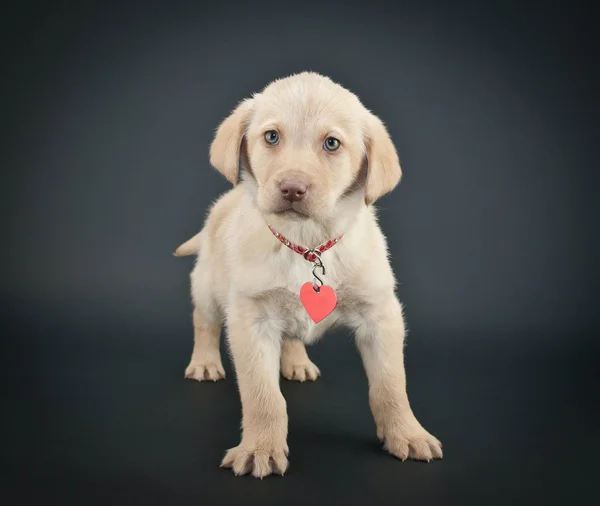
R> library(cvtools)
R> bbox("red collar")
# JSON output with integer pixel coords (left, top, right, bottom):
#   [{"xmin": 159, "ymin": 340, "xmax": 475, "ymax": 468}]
[{"xmin": 268, "ymin": 225, "xmax": 343, "ymax": 263}]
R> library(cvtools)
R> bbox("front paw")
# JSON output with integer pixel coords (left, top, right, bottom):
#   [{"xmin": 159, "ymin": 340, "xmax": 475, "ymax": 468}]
[
  {"xmin": 220, "ymin": 442, "xmax": 289, "ymax": 478},
  {"xmin": 380, "ymin": 423, "xmax": 443, "ymax": 462}
]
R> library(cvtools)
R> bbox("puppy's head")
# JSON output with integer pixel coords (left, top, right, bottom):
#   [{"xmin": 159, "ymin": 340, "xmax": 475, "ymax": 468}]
[{"xmin": 209, "ymin": 72, "xmax": 401, "ymax": 221}]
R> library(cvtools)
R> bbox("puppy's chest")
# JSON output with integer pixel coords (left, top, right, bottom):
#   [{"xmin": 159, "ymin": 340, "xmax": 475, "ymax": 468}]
[
  {"xmin": 262, "ymin": 287, "xmax": 340, "ymax": 342},
  {"xmin": 261, "ymin": 255, "xmax": 361, "ymax": 341}
]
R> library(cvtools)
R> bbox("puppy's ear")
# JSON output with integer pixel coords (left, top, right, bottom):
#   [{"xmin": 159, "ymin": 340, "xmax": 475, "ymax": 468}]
[
  {"xmin": 209, "ymin": 98, "xmax": 255, "ymax": 185},
  {"xmin": 363, "ymin": 112, "xmax": 402, "ymax": 205}
]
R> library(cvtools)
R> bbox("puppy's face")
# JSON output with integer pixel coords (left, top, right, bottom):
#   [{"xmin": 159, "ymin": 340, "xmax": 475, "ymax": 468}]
[
  {"xmin": 245, "ymin": 80, "xmax": 366, "ymax": 220},
  {"xmin": 209, "ymin": 72, "xmax": 402, "ymax": 221}
]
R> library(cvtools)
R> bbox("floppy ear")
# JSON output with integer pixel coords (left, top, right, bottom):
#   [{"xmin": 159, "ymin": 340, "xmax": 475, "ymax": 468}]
[
  {"xmin": 209, "ymin": 98, "xmax": 255, "ymax": 185},
  {"xmin": 363, "ymin": 112, "xmax": 402, "ymax": 205}
]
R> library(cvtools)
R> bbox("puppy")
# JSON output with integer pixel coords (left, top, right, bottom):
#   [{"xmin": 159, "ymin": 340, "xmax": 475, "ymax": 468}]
[{"xmin": 175, "ymin": 72, "xmax": 442, "ymax": 478}]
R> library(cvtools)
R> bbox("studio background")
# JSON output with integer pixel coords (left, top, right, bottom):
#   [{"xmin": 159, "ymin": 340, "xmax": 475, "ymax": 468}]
[{"xmin": 2, "ymin": 1, "xmax": 598, "ymax": 505}]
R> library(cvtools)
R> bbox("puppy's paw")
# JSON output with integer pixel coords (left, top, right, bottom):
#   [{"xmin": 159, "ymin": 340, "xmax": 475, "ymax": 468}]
[
  {"xmin": 184, "ymin": 360, "xmax": 225, "ymax": 382},
  {"xmin": 220, "ymin": 443, "xmax": 289, "ymax": 478},
  {"xmin": 380, "ymin": 425, "xmax": 443, "ymax": 462},
  {"xmin": 281, "ymin": 360, "xmax": 320, "ymax": 382}
]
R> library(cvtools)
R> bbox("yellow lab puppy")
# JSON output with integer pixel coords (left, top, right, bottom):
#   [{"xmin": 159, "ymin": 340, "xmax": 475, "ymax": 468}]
[{"xmin": 175, "ymin": 72, "xmax": 442, "ymax": 478}]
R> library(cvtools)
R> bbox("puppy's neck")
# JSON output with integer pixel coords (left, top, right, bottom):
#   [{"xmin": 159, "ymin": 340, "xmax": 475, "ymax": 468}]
[
  {"xmin": 264, "ymin": 197, "xmax": 364, "ymax": 249},
  {"xmin": 267, "ymin": 218, "xmax": 343, "ymax": 249}
]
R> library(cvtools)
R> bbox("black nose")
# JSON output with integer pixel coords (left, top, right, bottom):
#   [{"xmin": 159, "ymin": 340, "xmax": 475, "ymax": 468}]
[{"xmin": 280, "ymin": 180, "xmax": 308, "ymax": 202}]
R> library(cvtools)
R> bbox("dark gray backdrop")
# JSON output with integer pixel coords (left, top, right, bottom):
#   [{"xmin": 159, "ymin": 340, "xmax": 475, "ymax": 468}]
[{"xmin": 2, "ymin": 1, "xmax": 599, "ymax": 505}]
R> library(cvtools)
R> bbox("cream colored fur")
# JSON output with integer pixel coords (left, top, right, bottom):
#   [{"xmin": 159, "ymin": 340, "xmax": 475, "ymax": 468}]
[{"xmin": 174, "ymin": 72, "xmax": 442, "ymax": 478}]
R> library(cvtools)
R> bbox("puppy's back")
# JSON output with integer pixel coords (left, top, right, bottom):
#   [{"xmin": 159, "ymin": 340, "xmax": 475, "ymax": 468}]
[{"xmin": 173, "ymin": 186, "xmax": 242, "ymax": 257}]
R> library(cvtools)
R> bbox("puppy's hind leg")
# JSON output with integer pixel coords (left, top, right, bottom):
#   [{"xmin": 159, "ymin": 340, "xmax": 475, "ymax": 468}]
[
  {"xmin": 184, "ymin": 237, "xmax": 226, "ymax": 382},
  {"xmin": 281, "ymin": 339, "xmax": 320, "ymax": 382},
  {"xmin": 185, "ymin": 308, "xmax": 225, "ymax": 382}
]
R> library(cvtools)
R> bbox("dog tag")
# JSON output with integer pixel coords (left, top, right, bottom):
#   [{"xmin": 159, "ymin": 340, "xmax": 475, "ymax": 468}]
[{"xmin": 300, "ymin": 282, "xmax": 337, "ymax": 323}]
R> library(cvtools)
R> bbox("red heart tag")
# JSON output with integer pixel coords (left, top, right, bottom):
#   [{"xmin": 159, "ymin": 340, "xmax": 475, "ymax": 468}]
[{"xmin": 299, "ymin": 282, "xmax": 337, "ymax": 323}]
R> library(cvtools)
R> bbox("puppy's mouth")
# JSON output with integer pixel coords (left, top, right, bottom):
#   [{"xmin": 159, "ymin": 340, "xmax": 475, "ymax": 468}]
[
  {"xmin": 267, "ymin": 197, "xmax": 311, "ymax": 217},
  {"xmin": 273, "ymin": 206, "xmax": 309, "ymax": 218}
]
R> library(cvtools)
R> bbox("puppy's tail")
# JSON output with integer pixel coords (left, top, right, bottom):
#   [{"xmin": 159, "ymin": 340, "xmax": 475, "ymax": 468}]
[{"xmin": 173, "ymin": 230, "xmax": 205, "ymax": 257}]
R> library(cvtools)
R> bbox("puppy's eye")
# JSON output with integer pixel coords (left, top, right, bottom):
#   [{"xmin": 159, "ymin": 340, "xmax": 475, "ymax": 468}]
[
  {"xmin": 324, "ymin": 137, "xmax": 340, "ymax": 152},
  {"xmin": 264, "ymin": 130, "xmax": 279, "ymax": 146}
]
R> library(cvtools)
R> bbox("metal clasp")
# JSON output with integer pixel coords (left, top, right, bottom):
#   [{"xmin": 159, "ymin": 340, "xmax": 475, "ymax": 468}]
[{"xmin": 303, "ymin": 249, "xmax": 325, "ymax": 293}]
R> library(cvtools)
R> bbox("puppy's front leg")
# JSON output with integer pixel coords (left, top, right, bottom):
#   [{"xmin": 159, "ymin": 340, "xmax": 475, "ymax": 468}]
[
  {"xmin": 221, "ymin": 300, "xmax": 289, "ymax": 478},
  {"xmin": 355, "ymin": 296, "xmax": 443, "ymax": 462}
]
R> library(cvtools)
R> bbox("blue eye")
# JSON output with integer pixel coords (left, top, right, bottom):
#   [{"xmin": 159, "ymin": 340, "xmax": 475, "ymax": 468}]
[
  {"xmin": 265, "ymin": 130, "xmax": 279, "ymax": 145},
  {"xmin": 324, "ymin": 137, "xmax": 340, "ymax": 151}
]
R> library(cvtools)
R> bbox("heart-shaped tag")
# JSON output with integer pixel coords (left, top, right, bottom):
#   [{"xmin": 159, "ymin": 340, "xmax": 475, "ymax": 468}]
[{"xmin": 300, "ymin": 282, "xmax": 337, "ymax": 323}]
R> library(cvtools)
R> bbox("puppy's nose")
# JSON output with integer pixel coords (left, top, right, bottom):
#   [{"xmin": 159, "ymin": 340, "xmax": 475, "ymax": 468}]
[{"xmin": 280, "ymin": 180, "xmax": 308, "ymax": 202}]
